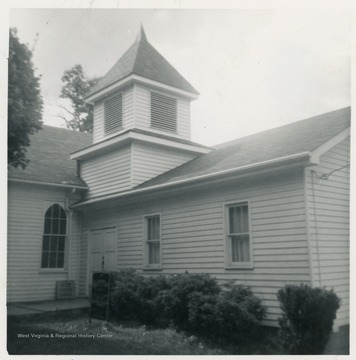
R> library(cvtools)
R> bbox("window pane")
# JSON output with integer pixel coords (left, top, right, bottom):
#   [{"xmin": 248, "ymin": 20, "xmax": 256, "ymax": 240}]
[
  {"xmin": 59, "ymin": 207, "xmax": 66, "ymax": 219},
  {"xmin": 59, "ymin": 220, "xmax": 66, "ymax": 235},
  {"xmin": 42, "ymin": 236, "xmax": 50, "ymax": 251},
  {"xmin": 49, "ymin": 252, "xmax": 57, "ymax": 268},
  {"xmin": 149, "ymin": 242, "xmax": 160, "ymax": 264},
  {"xmin": 231, "ymin": 235, "xmax": 250, "ymax": 262},
  {"xmin": 240, "ymin": 205, "xmax": 249, "ymax": 233},
  {"xmin": 45, "ymin": 206, "xmax": 53, "ymax": 219},
  {"xmin": 50, "ymin": 236, "xmax": 58, "ymax": 252},
  {"xmin": 148, "ymin": 216, "xmax": 160, "ymax": 240},
  {"xmin": 41, "ymin": 205, "xmax": 67, "ymax": 269},
  {"xmin": 52, "ymin": 218, "xmax": 59, "ymax": 234},
  {"xmin": 52, "ymin": 204, "xmax": 60, "ymax": 218},
  {"xmin": 44, "ymin": 218, "xmax": 51, "ymax": 234},
  {"xmin": 229, "ymin": 205, "xmax": 248, "ymax": 234},
  {"xmin": 229, "ymin": 206, "xmax": 237, "ymax": 233},
  {"xmin": 58, "ymin": 237, "xmax": 65, "ymax": 251},
  {"xmin": 57, "ymin": 252, "xmax": 65, "ymax": 268},
  {"xmin": 41, "ymin": 252, "xmax": 49, "ymax": 268}
]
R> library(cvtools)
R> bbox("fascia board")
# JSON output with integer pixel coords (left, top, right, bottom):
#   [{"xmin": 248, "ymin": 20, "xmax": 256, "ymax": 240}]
[{"xmin": 310, "ymin": 128, "xmax": 350, "ymax": 164}]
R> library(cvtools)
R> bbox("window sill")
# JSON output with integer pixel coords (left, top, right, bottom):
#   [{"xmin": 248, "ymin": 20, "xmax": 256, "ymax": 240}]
[
  {"xmin": 225, "ymin": 264, "xmax": 254, "ymax": 270},
  {"xmin": 39, "ymin": 269, "xmax": 68, "ymax": 274}
]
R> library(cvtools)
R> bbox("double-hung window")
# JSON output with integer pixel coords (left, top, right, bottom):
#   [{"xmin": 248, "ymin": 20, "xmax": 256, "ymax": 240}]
[
  {"xmin": 144, "ymin": 215, "xmax": 161, "ymax": 268},
  {"xmin": 41, "ymin": 204, "xmax": 67, "ymax": 269},
  {"xmin": 225, "ymin": 201, "xmax": 252, "ymax": 268}
]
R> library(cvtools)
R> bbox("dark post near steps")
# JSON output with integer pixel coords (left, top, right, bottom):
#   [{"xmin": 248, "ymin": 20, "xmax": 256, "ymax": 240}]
[{"xmin": 89, "ymin": 272, "xmax": 111, "ymax": 322}]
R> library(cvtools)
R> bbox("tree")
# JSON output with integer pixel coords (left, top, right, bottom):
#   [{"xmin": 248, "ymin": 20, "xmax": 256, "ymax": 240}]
[
  {"xmin": 59, "ymin": 64, "xmax": 98, "ymax": 133},
  {"xmin": 8, "ymin": 28, "xmax": 43, "ymax": 169}
]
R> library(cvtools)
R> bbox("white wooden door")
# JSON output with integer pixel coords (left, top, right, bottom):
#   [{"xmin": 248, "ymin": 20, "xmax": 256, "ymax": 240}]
[{"xmin": 89, "ymin": 227, "xmax": 117, "ymax": 285}]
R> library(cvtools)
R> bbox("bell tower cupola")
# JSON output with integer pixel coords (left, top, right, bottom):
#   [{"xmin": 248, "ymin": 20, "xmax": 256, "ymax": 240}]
[
  {"xmin": 85, "ymin": 25, "xmax": 199, "ymax": 144},
  {"xmin": 71, "ymin": 26, "xmax": 210, "ymax": 200}
]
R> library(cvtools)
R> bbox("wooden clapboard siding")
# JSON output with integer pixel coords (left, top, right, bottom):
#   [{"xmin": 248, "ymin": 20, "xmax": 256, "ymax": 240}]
[
  {"xmin": 80, "ymin": 144, "xmax": 132, "ymax": 199},
  {"xmin": 134, "ymin": 83, "xmax": 149, "ymax": 129},
  {"xmin": 123, "ymin": 86, "xmax": 135, "ymax": 130},
  {"xmin": 92, "ymin": 86, "xmax": 135, "ymax": 143},
  {"xmin": 177, "ymin": 98, "xmax": 190, "ymax": 139},
  {"xmin": 93, "ymin": 101, "xmax": 104, "ymax": 143},
  {"xmin": 81, "ymin": 168, "xmax": 310, "ymax": 326},
  {"xmin": 131, "ymin": 142, "xmax": 196, "ymax": 187},
  {"xmin": 68, "ymin": 211, "xmax": 82, "ymax": 296},
  {"xmin": 305, "ymin": 137, "xmax": 350, "ymax": 326},
  {"xmin": 7, "ymin": 182, "xmax": 82, "ymax": 302},
  {"xmin": 134, "ymin": 84, "xmax": 191, "ymax": 140},
  {"xmin": 78, "ymin": 231, "xmax": 89, "ymax": 296}
]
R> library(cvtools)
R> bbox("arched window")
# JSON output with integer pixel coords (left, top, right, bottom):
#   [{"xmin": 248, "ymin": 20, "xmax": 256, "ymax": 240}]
[{"xmin": 41, "ymin": 204, "xmax": 66, "ymax": 269}]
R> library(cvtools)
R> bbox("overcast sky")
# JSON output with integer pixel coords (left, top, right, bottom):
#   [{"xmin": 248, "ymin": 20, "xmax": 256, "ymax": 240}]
[{"xmin": 7, "ymin": 5, "xmax": 351, "ymax": 146}]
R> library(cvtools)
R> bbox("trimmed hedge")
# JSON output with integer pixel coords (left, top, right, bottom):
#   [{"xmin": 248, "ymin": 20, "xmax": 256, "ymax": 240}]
[
  {"xmin": 277, "ymin": 284, "xmax": 340, "ymax": 354},
  {"xmin": 109, "ymin": 270, "xmax": 266, "ymax": 345},
  {"xmin": 188, "ymin": 284, "xmax": 266, "ymax": 344}
]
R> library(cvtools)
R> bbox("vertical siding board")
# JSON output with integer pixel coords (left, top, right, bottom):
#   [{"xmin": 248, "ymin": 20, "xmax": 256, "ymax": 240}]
[
  {"xmin": 81, "ymin": 170, "xmax": 309, "ymax": 326},
  {"xmin": 306, "ymin": 137, "xmax": 350, "ymax": 327}
]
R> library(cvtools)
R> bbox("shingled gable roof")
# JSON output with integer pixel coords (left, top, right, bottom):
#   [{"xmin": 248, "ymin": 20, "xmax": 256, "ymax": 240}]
[
  {"xmin": 8, "ymin": 125, "xmax": 92, "ymax": 187},
  {"xmin": 134, "ymin": 107, "xmax": 351, "ymax": 190},
  {"xmin": 87, "ymin": 25, "xmax": 199, "ymax": 98}
]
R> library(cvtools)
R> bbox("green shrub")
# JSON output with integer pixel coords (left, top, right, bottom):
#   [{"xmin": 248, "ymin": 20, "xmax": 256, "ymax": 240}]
[
  {"xmin": 109, "ymin": 270, "xmax": 266, "ymax": 346},
  {"xmin": 277, "ymin": 284, "xmax": 340, "ymax": 354},
  {"xmin": 153, "ymin": 273, "xmax": 221, "ymax": 328},
  {"xmin": 109, "ymin": 269, "xmax": 150, "ymax": 322},
  {"xmin": 188, "ymin": 284, "xmax": 266, "ymax": 344},
  {"xmin": 109, "ymin": 270, "xmax": 220, "ymax": 327}
]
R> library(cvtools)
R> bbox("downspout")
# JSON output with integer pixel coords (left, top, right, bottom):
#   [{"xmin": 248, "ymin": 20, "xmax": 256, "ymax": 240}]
[
  {"xmin": 65, "ymin": 188, "xmax": 77, "ymax": 282},
  {"xmin": 304, "ymin": 168, "xmax": 316, "ymax": 288}
]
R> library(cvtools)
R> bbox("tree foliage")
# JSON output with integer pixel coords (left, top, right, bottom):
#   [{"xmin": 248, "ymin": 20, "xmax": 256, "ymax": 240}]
[
  {"xmin": 8, "ymin": 28, "xmax": 43, "ymax": 169},
  {"xmin": 60, "ymin": 64, "xmax": 98, "ymax": 133}
]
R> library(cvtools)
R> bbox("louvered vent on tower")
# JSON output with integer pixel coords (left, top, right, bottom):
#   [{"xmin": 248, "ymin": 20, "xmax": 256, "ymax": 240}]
[
  {"xmin": 150, "ymin": 92, "xmax": 177, "ymax": 132},
  {"xmin": 104, "ymin": 93, "xmax": 123, "ymax": 135}
]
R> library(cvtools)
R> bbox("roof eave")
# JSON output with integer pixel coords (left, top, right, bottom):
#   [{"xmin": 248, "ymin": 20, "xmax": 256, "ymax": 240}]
[
  {"xmin": 71, "ymin": 130, "xmax": 211, "ymax": 160},
  {"xmin": 9, "ymin": 178, "xmax": 89, "ymax": 190},
  {"xmin": 85, "ymin": 74, "xmax": 199, "ymax": 104},
  {"xmin": 71, "ymin": 151, "xmax": 314, "ymax": 209}
]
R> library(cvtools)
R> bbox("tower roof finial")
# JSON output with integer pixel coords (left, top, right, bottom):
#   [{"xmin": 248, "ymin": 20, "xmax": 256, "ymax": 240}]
[{"xmin": 136, "ymin": 23, "xmax": 147, "ymax": 43}]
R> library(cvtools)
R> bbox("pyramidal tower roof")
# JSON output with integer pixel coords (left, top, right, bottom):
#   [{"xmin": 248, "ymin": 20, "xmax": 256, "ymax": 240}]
[{"xmin": 87, "ymin": 25, "xmax": 199, "ymax": 98}]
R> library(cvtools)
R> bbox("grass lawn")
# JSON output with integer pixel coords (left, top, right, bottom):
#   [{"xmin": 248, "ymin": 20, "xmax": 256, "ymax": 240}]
[{"xmin": 7, "ymin": 314, "xmax": 281, "ymax": 355}]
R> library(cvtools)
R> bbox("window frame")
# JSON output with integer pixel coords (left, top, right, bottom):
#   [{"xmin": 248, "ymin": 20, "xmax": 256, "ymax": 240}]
[
  {"xmin": 103, "ymin": 91, "xmax": 123, "ymax": 136},
  {"xmin": 143, "ymin": 213, "xmax": 162, "ymax": 270},
  {"xmin": 40, "ymin": 203, "xmax": 68, "ymax": 272},
  {"xmin": 224, "ymin": 200, "xmax": 253, "ymax": 269},
  {"xmin": 149, "ymin": 90, "xmax": 178, "ymax": 133}
]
